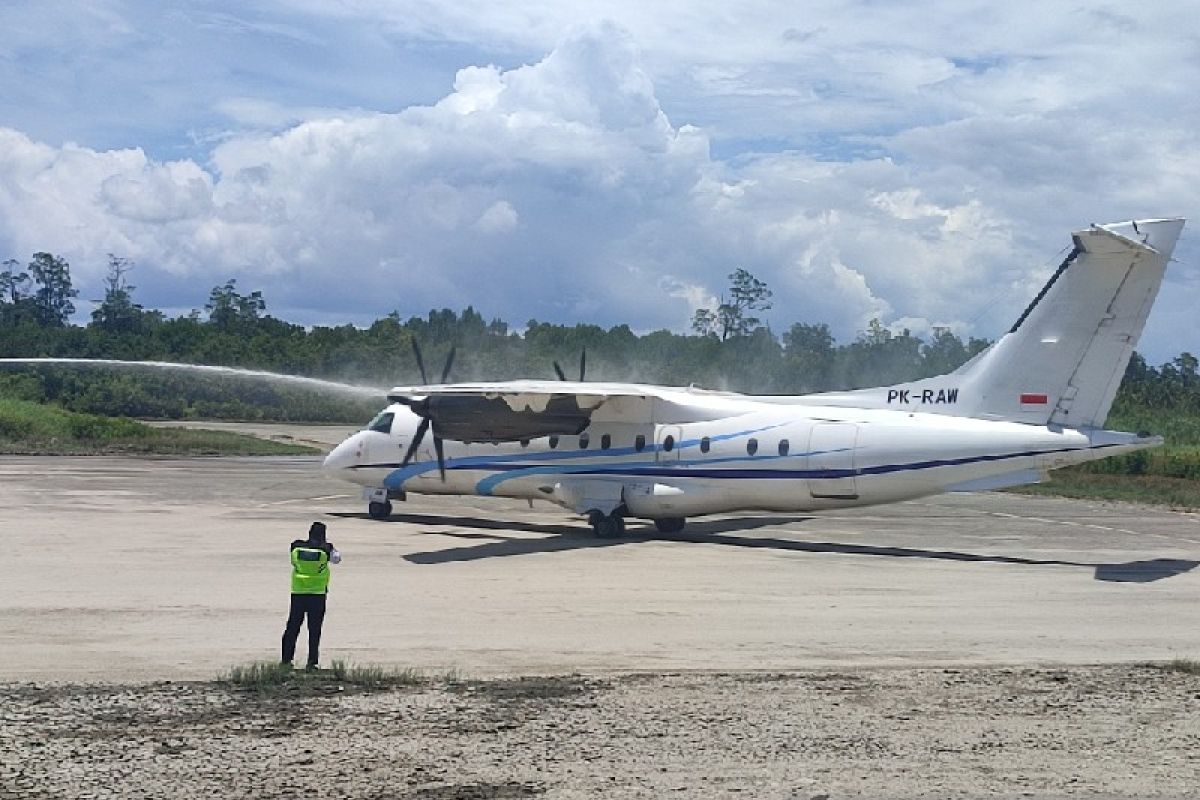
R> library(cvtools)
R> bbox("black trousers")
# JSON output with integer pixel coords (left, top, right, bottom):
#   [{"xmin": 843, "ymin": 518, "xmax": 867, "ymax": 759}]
[{"xmin": 282, "ymin": 593, "xmax": 327, "ymax": 666}]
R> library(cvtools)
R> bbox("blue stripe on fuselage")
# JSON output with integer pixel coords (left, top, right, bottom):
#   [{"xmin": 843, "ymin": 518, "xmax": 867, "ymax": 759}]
[
  {"xmin": 366, "ymin": 433, "xmax": 1114, "ymax": 495},
  {"xmin": 378, "ymin": 422, "xmax": 789, "ymax": 491}
]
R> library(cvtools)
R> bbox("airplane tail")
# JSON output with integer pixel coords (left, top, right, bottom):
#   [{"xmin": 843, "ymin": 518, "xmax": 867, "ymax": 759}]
[{"xmin": 817, "ymin": 218, "xmax": 1185, "ymax": 428}]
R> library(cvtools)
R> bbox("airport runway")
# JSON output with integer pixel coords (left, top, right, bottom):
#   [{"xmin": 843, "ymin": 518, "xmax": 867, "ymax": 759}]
[{"xmin": 3, "ymin": 450, "xmax": 1199, "ymax": 682}]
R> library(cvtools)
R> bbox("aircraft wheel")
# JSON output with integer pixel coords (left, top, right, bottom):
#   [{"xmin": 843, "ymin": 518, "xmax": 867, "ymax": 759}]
[
  {"xmin": 589, "ymin": 511, "xmax": 624, "ymax": 538},
  {"xmin": 654, "ymin": 517, "xmax": 686, "ymax": 534},
  {"xmin": 368, "ymin": 501, "xmax": 393, "ymax": 520}
]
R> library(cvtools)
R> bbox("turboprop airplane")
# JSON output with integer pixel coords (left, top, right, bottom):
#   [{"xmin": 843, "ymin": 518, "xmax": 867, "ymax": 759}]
[{"xmin": 322, "ymin": 218, "xmax": 1186, "ymax": 537}]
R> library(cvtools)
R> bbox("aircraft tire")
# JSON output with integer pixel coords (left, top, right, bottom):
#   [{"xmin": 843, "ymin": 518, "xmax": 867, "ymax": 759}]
[
  {"xmin": 589, "ymin": 511, "xmax": 624, "ymax": 538},
  {"xmin": 654, "ymin": 517, "xmax": 686, "ymax": 534},
  {"xmin": 368, "ymin": 501, "xmax": 393, "ymax": 520}
]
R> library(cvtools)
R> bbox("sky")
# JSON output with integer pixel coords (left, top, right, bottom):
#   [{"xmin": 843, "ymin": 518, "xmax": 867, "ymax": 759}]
[{"xmin": 1, "ymin": 1, "xmax": 1198, "ymax": 364}]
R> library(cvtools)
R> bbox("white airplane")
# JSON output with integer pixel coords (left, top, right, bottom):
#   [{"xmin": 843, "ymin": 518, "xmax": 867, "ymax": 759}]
[{"xmin": 323, "ymin": 218, "xmax": 1185, "ymax": 537}]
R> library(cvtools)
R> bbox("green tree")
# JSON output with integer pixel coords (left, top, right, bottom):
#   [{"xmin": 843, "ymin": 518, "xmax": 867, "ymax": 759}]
[
  {"xmin": 90, "ymin": 255, "xmax": 148, "ymax": 333},
  {"xmin": 206, "ymin": 279, "xmax": 266, "ymax": 331},
  {"xmin": 836, "ymin": 319, "xmax": 924, "ymax": 388},
  {"xmin": 920, "ymin": 327, "xmax": 970, "ymax": 377},
  {"xmin": 0, "ymin": 259, "xmax": 34, "ymax": 326},
  {"xmin": 692, "ymin": 268, "xmax": 773, "ymax": 340},
  {"xmin": 27, "ymin": 252, "xmax": 78, "ymax": 327},
  {"xmin": 690, "ymin": 307, "xmax": 717, "ymax": 337},
  {"xmin": 782, "ymin": 322, "xmax": 835, "ymax": 391}
]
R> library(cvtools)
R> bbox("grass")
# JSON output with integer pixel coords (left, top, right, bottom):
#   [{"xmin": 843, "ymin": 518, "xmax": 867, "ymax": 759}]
[
  {"xmin": 1013, "ymin": 468, "xmax": 1200, "ymax": 510},
  {"xmin": 0, "ymin": 397, "xmax": 317, "ymax": 456},
  {"xmin": 1006, "ymin": 408, "xmax": 1200, "ymax": 509},
  {"xmin": 1144, "ymin": 659, "xmax": 1200, "ymax": 675},
  {"xmin": 220, "ymin": 660, "xmax": 437, "ymax": 694}
]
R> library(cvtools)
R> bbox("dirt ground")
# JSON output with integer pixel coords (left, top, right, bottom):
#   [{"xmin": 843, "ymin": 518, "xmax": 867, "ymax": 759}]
[
  {"xmin": 3, "ymin": 664, "xmax": 1199, "ymax": 799},
  {"xmin": 4, "ymin": 441, "xmax": 1199, "ymax": 798}
]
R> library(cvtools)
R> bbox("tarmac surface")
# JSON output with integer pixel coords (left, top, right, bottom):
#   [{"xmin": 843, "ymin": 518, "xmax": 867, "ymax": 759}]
[{"xmin": 4, "ymin": 430, "xmax": 1200, "ymax": 682}]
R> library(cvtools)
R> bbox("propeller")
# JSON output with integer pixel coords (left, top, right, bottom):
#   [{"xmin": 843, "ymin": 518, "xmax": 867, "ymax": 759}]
[
  {"xmin": 553, "ymin": 348, "xmax": 587, "ymax": 382},
  {"xmin": 397, "ymin": 339, "xmax": 456, "ymax": 480},
  {"xmin": 412, "ymin": 338, "xmax": 429, "ymax": 384}
]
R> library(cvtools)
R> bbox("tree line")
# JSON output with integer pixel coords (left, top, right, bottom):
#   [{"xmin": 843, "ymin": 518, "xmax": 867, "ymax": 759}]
[{"xmin": 1, "ymin": 254, "xmax": 1198, "ymax": 424}]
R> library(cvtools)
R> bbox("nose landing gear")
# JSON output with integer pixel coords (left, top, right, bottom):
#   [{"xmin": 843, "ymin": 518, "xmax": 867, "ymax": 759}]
[
  {"xmin": 368, "ymin": 501, "xmax": 393, "ymax": 520},
  {"xmin": 364, "ymin": 487, "xmax": 404, "ymax": 520}
]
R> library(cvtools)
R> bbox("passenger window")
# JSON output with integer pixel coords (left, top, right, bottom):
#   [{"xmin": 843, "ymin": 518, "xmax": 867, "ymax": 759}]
[
  {"xmin": 635, "ymin": 434, "xmax": 646, "ymax": 452},
  {"xmin": 663, "ymin": 435, "xmax": 675, "ymax": 452},
  {"xmin": 367, "ymin": 411, "xmax": 394, "ymax": 434},
  {"xmin": 778, "ymin": 439, "xmax": 789, "ymax": 456},
  {"xmin": 747, "ymin": 437, "xmax": 758, "ymax": 456},
  {"xmin": 579, "ymin": 433, "xmax": 590, "ymax": 449},
  {"xmin": 601, "ymin": 433, "xmax": 611, "ymax": 450},
  {"xmin": 520, "ymin": 439, "xmax": 530, "ymax": 448},
  {"xmin": 700, "ymin": 436, "xmax": 710, "ymax": 454},
  {"xmin": 549, "ymin": 435, "xmax": 559, "ymax": 449}
]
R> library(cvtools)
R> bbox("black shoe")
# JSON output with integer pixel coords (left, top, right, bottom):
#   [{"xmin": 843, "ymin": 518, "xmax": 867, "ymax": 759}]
[{"xmin": 305, "ymin": 663, "xmax": 319, "ymax": 672}]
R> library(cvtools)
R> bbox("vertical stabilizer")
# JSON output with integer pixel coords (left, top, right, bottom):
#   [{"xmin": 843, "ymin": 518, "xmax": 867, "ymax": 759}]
[{"xmin": 958, "ymin": 218, "xmax": 1183, "ymax": 427}]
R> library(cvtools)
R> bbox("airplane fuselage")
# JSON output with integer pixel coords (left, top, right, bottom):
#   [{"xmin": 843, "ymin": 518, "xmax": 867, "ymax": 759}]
[{"xmin": 323, "ymin": 391, "xmax": 1154, "ymax": 518}]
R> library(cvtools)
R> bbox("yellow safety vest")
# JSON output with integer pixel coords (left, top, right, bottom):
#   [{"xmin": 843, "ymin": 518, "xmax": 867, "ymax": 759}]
[{"xmin": 290, "ymin": 546, "xmax": 330, "ymax": 594}]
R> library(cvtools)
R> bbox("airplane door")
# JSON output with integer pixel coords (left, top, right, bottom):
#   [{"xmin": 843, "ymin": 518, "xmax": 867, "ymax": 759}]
[
  {"xmin": 807, "ymin": 423, "xmax": 859, "ymax": 499},
  {"xmin": 656, "ymin": 426, "xmax": 683, "ymax": 463}
]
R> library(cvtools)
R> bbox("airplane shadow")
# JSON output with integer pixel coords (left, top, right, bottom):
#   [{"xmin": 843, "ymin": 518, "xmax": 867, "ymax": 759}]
[
  {"xmin": 329, "ymin": 511, "xmax": 572, "ymax": 537},
  {"xmin": 341, "ymin": 511, "xmax": 1199, "ymax": 584}
]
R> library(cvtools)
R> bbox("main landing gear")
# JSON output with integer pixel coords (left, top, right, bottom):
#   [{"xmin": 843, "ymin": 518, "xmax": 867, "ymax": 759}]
[
  {"xmin": 588, "ymin": 512, "xmax": 688, "ymax": 537},
  {"xmin": 589, "ymin": 510, "xmax": 626, "ymax": 538},
  {"xmin": 653, "ymin": 517, "xmax": 686, "ymax": 534}
]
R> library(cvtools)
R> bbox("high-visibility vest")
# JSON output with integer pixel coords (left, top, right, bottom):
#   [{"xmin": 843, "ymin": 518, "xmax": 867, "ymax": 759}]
[{"xmin": 290, "ymin": 546, "xmax": 331, "ymax": 594}]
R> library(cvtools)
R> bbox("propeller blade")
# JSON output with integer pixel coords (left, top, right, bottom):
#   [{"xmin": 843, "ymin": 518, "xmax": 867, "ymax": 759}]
[
  {"xmin": 579, "ymin": 348, "xmax": 587, "ymax": 382},
  {"xmin": 433, "ymin": 435, "xmax": 446, "ymax": 481},
  {"xmin": 411, "ymin": 339, "xmax": 429, "ymax": 385},
  {"xmin": 439, "ymin": 347, "xmax": 456, "ymax": 384},
  {"xmin": 553, "ymin": 361, "xmax": 567, "ymax": 381},
  {"xmin": 399, "ymin": 417, "xmax": 430, "ymax": 467}
]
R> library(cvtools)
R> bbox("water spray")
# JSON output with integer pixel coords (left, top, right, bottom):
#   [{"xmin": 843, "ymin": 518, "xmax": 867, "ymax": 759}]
[{"xmin": 0, "ymin": 358, "xmax": 387, "ymax": 398}]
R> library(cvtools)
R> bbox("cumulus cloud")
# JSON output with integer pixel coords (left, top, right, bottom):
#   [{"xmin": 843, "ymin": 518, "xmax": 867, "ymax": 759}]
[{"xmin": 0, "ymin": 10, "xmax": 1197, "ymax": 361}]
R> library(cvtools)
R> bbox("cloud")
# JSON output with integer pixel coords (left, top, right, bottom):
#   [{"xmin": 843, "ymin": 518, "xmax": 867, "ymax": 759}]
[
  {"xmin": 0, "ymin": 10, "xmax": 1197, "ymax": 363},
  {"xmin": 476, "ymin": 201, "xmax": 519, "ymax": 234}
]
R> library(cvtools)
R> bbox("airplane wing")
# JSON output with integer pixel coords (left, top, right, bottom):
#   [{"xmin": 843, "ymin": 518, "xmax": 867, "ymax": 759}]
[{"xmin": 386, "ymin": 380, "xmax": 743, "ymax": 443}]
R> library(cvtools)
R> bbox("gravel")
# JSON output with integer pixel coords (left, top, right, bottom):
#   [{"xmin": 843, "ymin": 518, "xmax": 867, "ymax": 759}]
[{"xmin": 3, "ymin": 665, "xmax": 1199, "ymax": 799}]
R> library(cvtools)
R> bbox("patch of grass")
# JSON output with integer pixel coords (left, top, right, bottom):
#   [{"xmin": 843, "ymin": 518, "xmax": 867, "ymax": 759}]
[
  {"xmin": 1140, "ymin": 658, "xmax": 1200, "ymax": 675},
  {"xmin": 327, "ymin": 659, "xmax": 429, "ymax": 688},
  {"xmin": 0, "ymin": 397, "xmax": 316, "ymax": 456},
  {"xmin": 1107, "ymin": 406, "xmax": 1200, "ymax": 447},
  {"xmin": 220, "ymin": 660, "xmax": 441, "ymax": 694},
  {"xmin": 223, "ymin": 661, "xmax": 296, "ymax": 690},
  {"xmin": 1155, "ymin": 659, "xmax": 1200, "ymax": 675},
  {"xmin": 1011, "ymin": 469, "xmax": 1200, "ymax": 510}
]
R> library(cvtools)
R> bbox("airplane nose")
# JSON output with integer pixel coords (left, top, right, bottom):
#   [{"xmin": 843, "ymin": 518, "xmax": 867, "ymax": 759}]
[{"xmin": 322, "ymin": 434, "xmax": 361, "ymax": 475}]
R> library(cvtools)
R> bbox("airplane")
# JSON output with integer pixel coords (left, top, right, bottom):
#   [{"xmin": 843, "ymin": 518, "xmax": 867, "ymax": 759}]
[{"xmin": 321, "ymin": 218, "xmax": 1186, "ymax": 538}]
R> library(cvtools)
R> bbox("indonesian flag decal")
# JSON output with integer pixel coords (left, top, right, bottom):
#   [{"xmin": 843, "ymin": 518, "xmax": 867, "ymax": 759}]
[{"xmin": 1020, "ymin": 393, "xmax": 1049, "ymax": 406}]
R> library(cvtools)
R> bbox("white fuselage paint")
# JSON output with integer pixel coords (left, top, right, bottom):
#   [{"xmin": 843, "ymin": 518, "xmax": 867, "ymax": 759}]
[{"xmin": 322, "ymin": 389, "xmax": 1153, "ymax": 518}]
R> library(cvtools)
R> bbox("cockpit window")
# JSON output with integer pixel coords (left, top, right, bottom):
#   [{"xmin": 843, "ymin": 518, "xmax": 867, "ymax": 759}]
[{"xmin": 366, "ymin": 410, "xmax": 395, "ymax": 434}]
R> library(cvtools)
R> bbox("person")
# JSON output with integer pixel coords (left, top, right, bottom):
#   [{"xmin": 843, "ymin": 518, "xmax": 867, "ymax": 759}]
[{"xmin": 281, "ymin": 521, "xmax": 341, "ymax": 670}]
